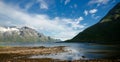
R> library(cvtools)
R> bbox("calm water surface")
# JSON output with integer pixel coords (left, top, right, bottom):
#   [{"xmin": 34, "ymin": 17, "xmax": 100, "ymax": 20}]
[{"xmin": 0, "ymin": 42, "xmax": 120, "ymax": 60}]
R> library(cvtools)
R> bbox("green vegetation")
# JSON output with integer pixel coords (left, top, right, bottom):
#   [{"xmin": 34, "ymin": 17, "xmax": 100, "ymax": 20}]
[{"xmin": 66, "ymin": 3, "xmax": 120, "ymax": 43}]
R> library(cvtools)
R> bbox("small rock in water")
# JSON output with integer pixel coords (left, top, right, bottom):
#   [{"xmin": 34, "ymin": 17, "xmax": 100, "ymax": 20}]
[
  {"xmin": 82, "ymin": 56, "xmax": 86, "ymax": 58},
  {"xmin": 68, "ymin": 60, "xmax": 72, "ymax": 62}
]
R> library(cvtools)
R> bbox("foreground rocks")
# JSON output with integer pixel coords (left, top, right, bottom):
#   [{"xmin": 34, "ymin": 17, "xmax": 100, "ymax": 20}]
[
  {"xmin": 1, "ymin": 58, "xmax": 120, "ymax": 62},
  {"xmin": 0, "ymin": 46, "xmax": 65, "ymax": 62},
  {"xmin": 0, "ymin": 46, "xmax": 120, "ymax": 62},
  {"xmin": 0, "ymin": 46, "xmax": 65, "ymax": 55}
]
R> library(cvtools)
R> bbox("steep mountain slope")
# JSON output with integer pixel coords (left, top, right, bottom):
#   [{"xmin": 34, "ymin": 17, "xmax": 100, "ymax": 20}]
[
  {"xmin": 0, "ymin": 26, "xmax": 59, "ymax": 42},
  {"xmin": 67, "ymin": 3, "xmax": 120, "ymax": 43}
]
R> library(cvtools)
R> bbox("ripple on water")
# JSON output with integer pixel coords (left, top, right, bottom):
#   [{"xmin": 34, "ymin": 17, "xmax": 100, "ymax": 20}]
[{"xmin": 29, "ymin": 46, "xmax": 88, "ymax": 60}]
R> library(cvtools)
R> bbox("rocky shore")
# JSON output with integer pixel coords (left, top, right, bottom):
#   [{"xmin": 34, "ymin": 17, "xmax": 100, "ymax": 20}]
[
  {"xmin": 0, "ymin": 46, "xmax": 65, "ymax": 62},
  {"xmin": 0, "ymin": 46, "xmax": 65, "ymax": 55},
  {"xmin": 0, "ymin": 46, "xmax": 120, "ymax": 62}
]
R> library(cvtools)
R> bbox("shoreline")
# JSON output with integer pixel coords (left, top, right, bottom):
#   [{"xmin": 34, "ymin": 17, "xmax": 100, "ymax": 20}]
[
  {"xmin": 0, "ymin": 46, "xmax": 120, "ymax": 62},
  {"xmin": 0, "ymin": 46, "xmax": 65, "ymax": 54},
  {"xmin": 0, "ymin": 46, "xmax": 66, "ymax": 62}
]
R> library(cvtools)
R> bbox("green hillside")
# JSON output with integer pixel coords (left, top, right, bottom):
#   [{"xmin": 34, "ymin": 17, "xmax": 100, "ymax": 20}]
[{"xmin": 67, "ymin": 3, "xmax": 120, "ymax": 43}]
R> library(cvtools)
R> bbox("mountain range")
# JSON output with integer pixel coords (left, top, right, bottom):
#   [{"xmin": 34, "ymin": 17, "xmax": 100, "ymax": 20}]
[
  {"xmin": 0, "ymin": 26, "xmax": 60, "ymax": 42},
  {"xmin": 66, "ymin": 3, "xmax": 120, "ymax": 43}
]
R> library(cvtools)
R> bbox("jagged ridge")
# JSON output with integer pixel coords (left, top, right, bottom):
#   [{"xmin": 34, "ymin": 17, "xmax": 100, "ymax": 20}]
[{"xmin": 0, "ymin": 26, "xmax": 60, "ymax": 42}]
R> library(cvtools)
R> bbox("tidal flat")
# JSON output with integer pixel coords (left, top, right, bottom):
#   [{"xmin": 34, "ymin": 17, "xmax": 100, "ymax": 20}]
[
  {"xmin": 0, "ymin": 42, "xmax": 120, "ymax": 62},
  {"xmin": 0, "ymin": 46, "xmax": 65, "ymax": 62},
  {"xmin": 0, "ymin": 46, "xmax": 120, "ymax": 62}
]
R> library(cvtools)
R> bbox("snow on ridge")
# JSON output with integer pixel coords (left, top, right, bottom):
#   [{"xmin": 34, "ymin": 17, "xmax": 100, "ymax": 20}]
[{"xmin": 0, "ymin": 26, "xmax": 19, "ymax": 32}]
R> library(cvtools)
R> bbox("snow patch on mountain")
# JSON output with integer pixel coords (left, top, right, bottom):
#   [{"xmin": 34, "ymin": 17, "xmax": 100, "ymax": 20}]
[{"xmin": 0, "ymin": 26, "xmax": 19, "ymax": 32}]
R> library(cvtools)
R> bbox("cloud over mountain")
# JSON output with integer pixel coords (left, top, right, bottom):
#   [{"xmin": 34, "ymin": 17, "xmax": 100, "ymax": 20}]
[{"xmin": 0, "ymin": 1, "xmax": 85, "ymax": 40}]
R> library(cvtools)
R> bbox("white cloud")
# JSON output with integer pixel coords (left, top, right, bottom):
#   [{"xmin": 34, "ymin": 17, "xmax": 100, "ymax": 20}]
[
  {"xmin": 37, "ymin": 0, "xmax": 48, "ymax": 9},
  {"xmin": 77, "ymin": 17, "xmax": 84, "ymax": 23},
  {"xmin": 0, "ymin": 1, "xmax": 86, "ymax": 40},
  {"xmin": 83, "ymin": 9, "xmax": 99, "ymax": 19},
  {"xmin": 22, "ymin": 0, "xmax": 48, "ymax": 10},
  {"xmin": 89, "ymin": 9, "xmax": 98, "ymax": 14},
  {"xmin": 65, "ymin": 0, "xmax": 70, "ymax": 5},
  {"xmin": 88, "ymin": 0, "xmax": 109, "ymax": 6},
  {"xmin": 84, "ymin": 10, "xmax": 88, "ymax": 16},
  {"xmin": 69, "ymin": 17, "xmax": 84, "ymax": 30},
  {"xmin": 84, "ymin": 9, "xmax": 98, "ymax": 15}
]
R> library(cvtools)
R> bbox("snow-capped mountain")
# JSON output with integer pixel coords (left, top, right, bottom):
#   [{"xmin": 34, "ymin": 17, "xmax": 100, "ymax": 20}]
[{"xmin": 0, "ymin": 26, "xmax": 60, "ymax": 42}]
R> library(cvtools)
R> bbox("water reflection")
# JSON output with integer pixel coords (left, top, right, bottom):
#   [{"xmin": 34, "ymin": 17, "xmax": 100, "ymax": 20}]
[
  {"xmin": 0, "ymin": 42, "xmax": 120, "ymax": 60},
  {"xmin": 30, "ymin": 46, "xmax": 86, "ymax": 60}
]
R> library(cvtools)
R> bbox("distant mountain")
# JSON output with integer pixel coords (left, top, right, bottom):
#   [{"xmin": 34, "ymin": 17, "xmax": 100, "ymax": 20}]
[
  {"xmin": 0, "ymin": 26, "xmax": 60, "ymax": 42},
  {"xmin": 66, "ymin": 3, "xmax": 120, "ymax": 43}
]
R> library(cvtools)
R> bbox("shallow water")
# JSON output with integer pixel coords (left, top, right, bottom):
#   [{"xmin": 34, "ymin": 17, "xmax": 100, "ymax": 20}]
[{"xmin": 0, "ymin": 42, "xmax": 120, "ymax": 60}]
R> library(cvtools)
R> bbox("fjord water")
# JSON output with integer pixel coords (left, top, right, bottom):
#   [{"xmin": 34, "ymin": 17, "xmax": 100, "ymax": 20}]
[{"xmin": 0, "ymin": 42, "xmax": 120, "ymax": 60}]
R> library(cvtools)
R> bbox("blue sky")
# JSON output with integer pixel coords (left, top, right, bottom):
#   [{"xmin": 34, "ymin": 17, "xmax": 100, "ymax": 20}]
[{"xmin": 0, "ymin": 0, "xmax": 120, "ymax": 40}]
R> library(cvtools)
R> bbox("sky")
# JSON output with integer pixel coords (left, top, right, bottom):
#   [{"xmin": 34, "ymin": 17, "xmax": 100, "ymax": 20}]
[{"xmin": 0, "ymin": 0, "xmax": 120, "ymax": 40}]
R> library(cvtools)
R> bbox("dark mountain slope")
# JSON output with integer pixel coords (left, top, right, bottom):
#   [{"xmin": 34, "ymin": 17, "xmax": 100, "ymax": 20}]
[{"xmin": 67, "ymin": 3, "xmax": 120, "ymax": 43}]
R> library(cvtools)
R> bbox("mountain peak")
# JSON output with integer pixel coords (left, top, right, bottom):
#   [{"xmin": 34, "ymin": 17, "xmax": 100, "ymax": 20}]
[{"xmin": 0, "ymin": 26, "xmax": 60, "ymax": 42}]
